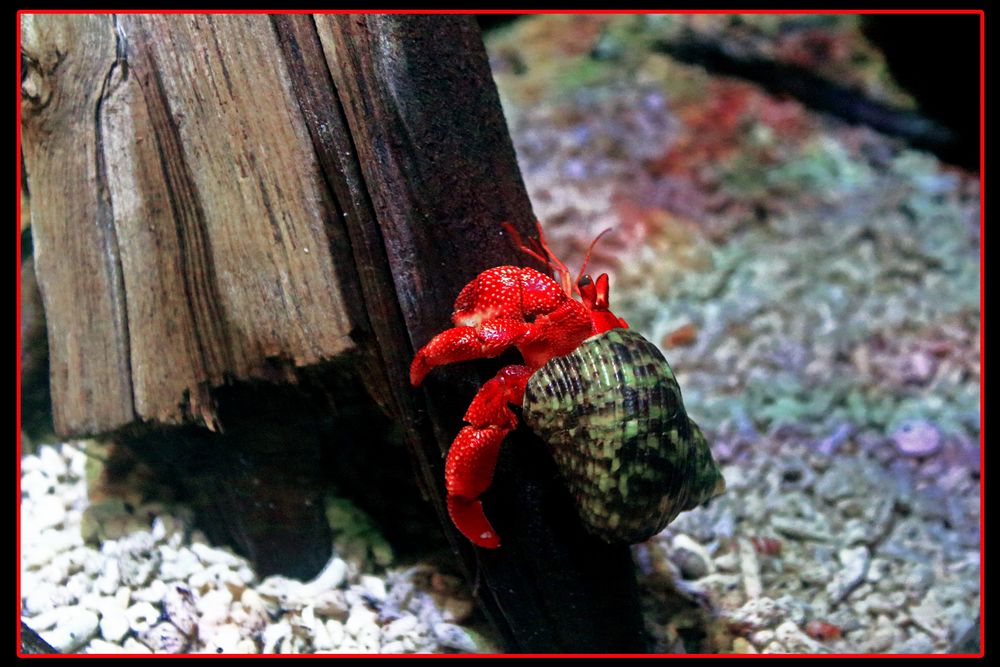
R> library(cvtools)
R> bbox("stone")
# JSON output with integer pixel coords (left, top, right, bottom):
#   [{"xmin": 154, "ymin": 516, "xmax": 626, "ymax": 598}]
[
  {"xmin": 774, "ymin": 621, "xmax": 826, "ymax": 653},
  {"xmin": 360, "ymin": 575, "xmax": 387, "ymax": 603},
  {"xmin": 738, "ymin": 538, "xmax": 762, "ymax": 599},
  {"xmin": 892, "ymin": 420, "xmax": 942, "ymax": 458},
  {"xmin": 312, "ymin": 590, "xmax": 349, "ymax": 619},
  {"xmin": 132, "ymin": 579, "xmax": 168, "ymax": 604},
  {"xmin": 382, "ymin": 615, "xmax": 418, "ymax": 641},
  {"xmin": 771, "ymin": 516, "xmax": 833, "ymax": 542},
  {"xmin": 122, "ymin": 637, "xmax": 153, "ymax": 654},
  {"xmin": 345, "ymin": 603, "xmax": 379, "ymax": 637},
  {"xmin": 356, "ymin": 624, "xmax": 382, "ymax": 652},
  {"xmin": 262, "ymin": 620, "xmax": 291, "ymax": 654},
  {"xmin": 326, "ymin": 620, "xmax": 346, "ymax": 647},
  {"xmin": 203, "ymin": 623, "xmax": 246, "ymax": 654},
  {"xmin": 441, "ymin": 597, "xmax": 475, "ymax": 624},
  {"xmin": 670, "ymin": 534, "xmax": 714, "ymax": 580},
  {"xmin": 305, "ymin": 558, "xmax": 348, "ymax": 593},
  {"xmin": 138, "ymin": 621, "xmax": 188, "ymax": 654},
  {"xmin": 125, "ymin": 602, "xmax": 161, "ymax": 635},
  {"xmin": 432, "ymin": 622, "xmax": 478, "ymax": 653},
  {"xmin": 39, "ymin": 606, "xmax": 99, "ymax": 652},
  {"xmin": 38, "ymin": 445, "xmax": 68, "ymax": 479},
  {"xmin": 85, "ymin": 639, "xmax": 128, "ymax": 654},
  {"xmin": 159, "ymin": 547, "xmax": 201, "ymax": 583},
  {"xmin": 163, "ymin": 584, "xmax": 199, "ymax": 637},
  {"xmin": 33, "ymin": 495, "xmax": 67, "ymax": 531},
  {"xmin": 728, "ymin": 597, "xmax": 783, "ymax": 631},
  {"xmin": 99, "ymin": 608, "xmax": 130, "ymax": 643},
  {"xmin": 826, "ymin": 546, "xmax": 869, "ymax": 604}
]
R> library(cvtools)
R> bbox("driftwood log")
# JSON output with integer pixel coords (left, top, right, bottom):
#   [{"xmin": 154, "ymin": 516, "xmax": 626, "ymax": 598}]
[{"xmin": 21, "ymin": 14, "xmax": 647, "ymax": 652}]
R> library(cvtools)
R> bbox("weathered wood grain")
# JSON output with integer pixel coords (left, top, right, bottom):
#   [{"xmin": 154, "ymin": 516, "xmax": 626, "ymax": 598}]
[
  {"xmin": 21, "ymin": 14, "xmax": 357, "ymax": 435},
  {"xmin": 21, "ymin": 15, "xmax": 136, "ymax": 436},
  {"xmin": 313, "ymin": 15, "xmax": 648, "ymax": 652}
]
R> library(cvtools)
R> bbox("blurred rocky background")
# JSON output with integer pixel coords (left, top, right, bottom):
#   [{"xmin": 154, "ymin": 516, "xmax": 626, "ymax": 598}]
[{"xmin": 484, "ymin": 13, "xmax": 980, "ymax": 654}]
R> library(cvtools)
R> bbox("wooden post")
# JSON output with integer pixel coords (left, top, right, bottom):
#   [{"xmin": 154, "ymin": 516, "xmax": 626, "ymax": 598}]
[{"xmin": 21, "ymin": 13, "xmax": 648, "ymax": 652}]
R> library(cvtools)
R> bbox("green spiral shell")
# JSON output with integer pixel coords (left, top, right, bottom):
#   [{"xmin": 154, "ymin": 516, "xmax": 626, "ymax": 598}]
[{"xmin": 522, "ymin": 328, "xmax": 725, "ymax": 544}]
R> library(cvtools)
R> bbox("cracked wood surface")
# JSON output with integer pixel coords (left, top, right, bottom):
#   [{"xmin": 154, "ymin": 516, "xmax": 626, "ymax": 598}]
[{"xmin": 21, "ymin": 14, "xmax": 356, "ymax": 435}]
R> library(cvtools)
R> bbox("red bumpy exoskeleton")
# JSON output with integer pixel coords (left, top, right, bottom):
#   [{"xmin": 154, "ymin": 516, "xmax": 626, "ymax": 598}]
[{"xmin": 410, "ymin": 223, "xmax": 629, "ymax": 548}]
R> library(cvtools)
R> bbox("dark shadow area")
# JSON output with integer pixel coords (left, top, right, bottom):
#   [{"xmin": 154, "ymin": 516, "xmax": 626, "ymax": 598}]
[
  {"xmin": 862, "ymin": 14, "xmax": 980, "ymax": 170},
  {"xmin": 114, "ymin": 359, "xmax": 445, "ymax": 580},
  {"xmin": 20, "ymin": 229, "xmax": 54, "ymax": 446}
]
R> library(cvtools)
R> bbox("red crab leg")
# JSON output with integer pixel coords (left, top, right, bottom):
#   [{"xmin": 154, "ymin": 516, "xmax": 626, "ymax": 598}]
[
  {"xmin": 410, "ymin": 319, "xmax": 532, "ymax": 386},
  {"xmin": 445, "ymin": 365, "xmax": 532, "ymax": 549}
]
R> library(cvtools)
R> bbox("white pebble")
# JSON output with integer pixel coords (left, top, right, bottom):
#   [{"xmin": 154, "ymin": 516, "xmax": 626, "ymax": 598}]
[
  {"xmin": 38, "ymin": 606, "xmax": 99, "ymax": 652},
  {"xmin": 432, "ymin": 622, "xmax": 477, "ymax": 653},
  {"xmin": 23, "ymin": 581, "xmax": 74, "ymax": 616},
  {"xmin": 93, "ymin": 560, "xmax": 120, "ymax": 597},
  {"xmin": 33, "ymin": 495, "xmax": 67, "ymax": 530},
  {"xmin": 313, "ymin": 590, "xmax": 349, "ymax": 618},
  {"xmin": 325, "ymin": 619, "xmax": 346, "ymax": 647},
  {"xmin": 163, "ymin": 584, "xmax": 198, "ymax": 637},
  {"xmin": 38, "ymin": 445, "xmax": 68, "ymax": 479},
  {"xmin": 262, "ymin": 620, "xmax": 292, "ymax": 654},
  {"xmin": 63, "ymin": 442, "xmax": 88, "ymax": 478},
  {"xmin": 442, "ymin": 597, "xmax": 475, "ymax": 624},
  {"xmin": 381, "ymin": 640, "xmax": 406, "ymax": 654},
  {"xmin": 202, "ymin": 623, "xmax": 246, "ymax": 654},
  {"xmin": 383, "ymin": 615, "xmax": 418, "ymax": 641},
  {"xmin": 21, "ymin": 540, "xmax": 56, "ymax": 569},
  {"xmin": 122, "ymin": 637, "xmax": 153, "ymax": 654},
  {"xmin": 125, "ymin": 601, "xmax": 160, "ymax": 635},
  {"xmin": 892, "ymin": 420, "xmax": 941, "ymax": 458},
  {"xmin": 139, "ymin": 621, "xmax": 188, "ymax": 653},
  {"xmin": 114, "ymin": 587, "xmax": 131, "ymax": 609},
  {"xmin": 85, "ymin": 638, "xmax": 128, "ymax": 654},
  {"xmin": 195, "ymin": 588, "xmax": 233, "ymax": 634},
  {"xmin": 190, "ymin": 542, "xmax": 246, "ymax": 568},
  {"xmin": 360, "ymin": 575, "xmax": 386, "ymax": 602},
  {"xmin": 345, "ymin": 603, "xmax": 378, "ymax": 636},
  {"xmin": 99, "ymin": 607, "xmax": 130, "ymax": 642},
  {"xmin": 312, "ymin": 617, "xmax": 335, "ymax": 651},
  {"xmin": 305, "ymin": 557, "xmax": 348, "ymax": 593},
  {"xmin": 257, "ymin": 576, "xmax": 308, "ymax": 612},
  {"xmin": 774, "ymin": 621, "xmax": 826, "ymax": 653},
  {"xmin": 132, "ymin": 579, "xmax": 168, "ymax": 604},
  {"xmin": 356, "ymin": 624, "xmax": 381, "ymax": 652},
  {"xmin": 24, "ymin": 607, "xmax": 61, "ymax": 631},
  {"xmin": 159, "ymin": 546, "xmax": 201, "ymax": 582},
  {"xmin": 21, "ymin": 470, "xmax": 56, "ymax": 498}
]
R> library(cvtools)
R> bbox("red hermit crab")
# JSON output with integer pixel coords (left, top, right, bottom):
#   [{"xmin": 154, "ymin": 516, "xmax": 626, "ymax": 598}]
[{"xmin": 411, "ymin": 223, "xmax": 724, "ymax": 549}]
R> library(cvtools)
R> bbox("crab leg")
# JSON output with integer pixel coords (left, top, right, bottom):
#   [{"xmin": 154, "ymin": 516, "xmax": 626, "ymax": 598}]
[
  {"xmin": 444, "ymin": 365, "xmax": 532, "ymax": 549},
  {"xmin": 410, "ymin": 320, "xmax": 532, "ymax": 386}
]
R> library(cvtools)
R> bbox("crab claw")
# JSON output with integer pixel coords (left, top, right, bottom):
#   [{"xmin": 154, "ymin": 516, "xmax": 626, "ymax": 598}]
[
  {"xmin": 447, "ymin": 496, "xmax": 501, "ymax": 549},
  {"xmin": 445, "ymin": 424, "xmax": 510, "ymax": 549}
]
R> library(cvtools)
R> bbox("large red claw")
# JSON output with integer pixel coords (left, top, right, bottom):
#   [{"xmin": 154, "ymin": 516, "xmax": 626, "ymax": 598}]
[
  {"xmin": 410, "ymin": 353, "xmax": 430, "ymax": 387},
  {"xmin": 448, "ymin": 496, "xmax": 501, "ymax": 549}
]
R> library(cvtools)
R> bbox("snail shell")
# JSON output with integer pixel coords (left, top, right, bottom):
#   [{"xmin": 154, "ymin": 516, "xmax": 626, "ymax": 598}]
[{"xmin": 522, "ymin": 328, "xmax": 725, "ymax": 543}]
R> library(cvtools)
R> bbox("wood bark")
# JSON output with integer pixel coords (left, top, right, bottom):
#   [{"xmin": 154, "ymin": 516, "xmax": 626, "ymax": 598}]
[
  {"xmin": 21, "ymin": 14, "xmax": 357, "ymax": 435},
  {"xmin": 21, "ymin": 13, "xmax": 648, "ymax": 652}
]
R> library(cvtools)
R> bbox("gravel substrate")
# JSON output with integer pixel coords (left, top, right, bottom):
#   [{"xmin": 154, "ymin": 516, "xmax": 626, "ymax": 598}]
[
  {"xmin": 488, "ymin": 14, "xmax": 981, "ymax": 654},
  {"xmin": 20, "ymin": 443, "xmax": 486, "ymax": 654}
]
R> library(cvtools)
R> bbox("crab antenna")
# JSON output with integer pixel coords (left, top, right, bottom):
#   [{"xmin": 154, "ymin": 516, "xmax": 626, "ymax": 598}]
[
  {"xmin": 502, "ymin": 221, "xmax": 575, "ymax": 297},
  {"xmin": 575, "ymin": 227, "xmax": 613, "ymax": 288}
]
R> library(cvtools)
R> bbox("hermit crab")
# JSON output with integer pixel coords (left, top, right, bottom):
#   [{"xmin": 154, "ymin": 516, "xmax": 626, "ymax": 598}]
[{"xmin": 410, "ymin": 223, "xmax": 724, "ymax": 548}]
